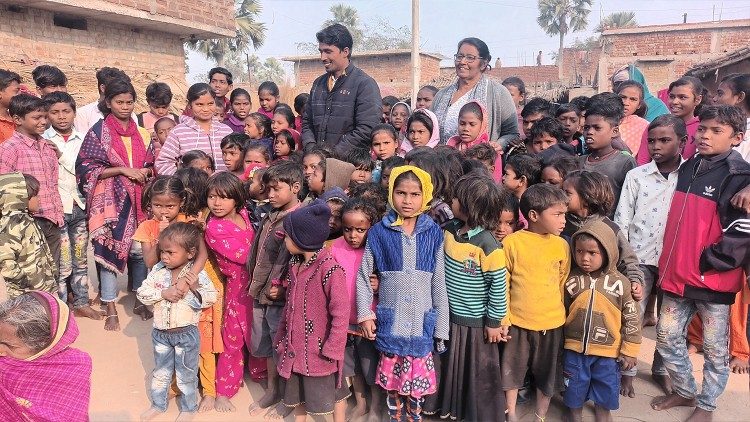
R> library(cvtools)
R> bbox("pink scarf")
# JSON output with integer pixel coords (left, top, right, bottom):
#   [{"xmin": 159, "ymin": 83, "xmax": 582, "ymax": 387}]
[
  {"xmin": 0, "ymin": 292, "xmax": 92, "ymax": 422},
  {"xmin": 400, "ymin": 108, "xmax": 441, "ymax": 154},
  {"xmin": 446, "ymin": 100, "xmax": 503, "ymax": 182},
  {"xmin": 103, "ymin": 113, "xmax": 149, "ymax": 222}
]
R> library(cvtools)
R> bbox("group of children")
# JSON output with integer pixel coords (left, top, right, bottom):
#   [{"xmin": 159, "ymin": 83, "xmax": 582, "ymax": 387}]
[{"xmin": 0, "ymin": 62, "xmax": 749, "ymax": 422}]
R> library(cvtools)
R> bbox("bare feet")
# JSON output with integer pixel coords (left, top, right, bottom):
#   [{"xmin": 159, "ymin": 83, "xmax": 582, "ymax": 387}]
[
  {"xmin": 651, "ymin": 393, "xmax": 696, "ymax": 411},
  {"xmin": 687, "ymin": 343, "xmax": 702, "ymax": 354},
  {"xmin": 175, "ymin": 411, "xmax": 196, "ymax": 421},
  {"xmin": 643, "ymin": 314, "xmax": 658, "ymax": 327},
  {"xmin": 347, "ymin": 402, "xmax": 368, "ymax": 421},
  {"xmin": 104, "ymin": 303, "xmax": 120, "ymax": 331},
  {"xmin": 214, "ymin": 395, "xmax": 236, "ymax": 412},
  {"xmin": 264, "ymin": 402, "xmax": 292, "ymax": 420},
  {"xmin": 685, "ymin": 407, "xmax": 713, "ymax": 422},
  {"xmin": 651, "ymin": 373, "xmax": 674, "ymax": 395},
  {"xmin": 198, "ymin": 395, "xmax": 215, "ymax": 412},
  {"xmin": 249, "ymin": 388, "xmax": 281, "ymax": 415},
  {"xmin": 619, "ymin": 374, "xmax": 636, "ymax": 398},
  {"xmin": 139, "ymin": 407, "xmax": 163, "ymax": 422},
  {"xmin": 74, "ymin": 305, "xmax": 105, "ymax": 320},
  {"xmin": 729, "ymin": 356, "xmax": 750, "ymax": 374}
]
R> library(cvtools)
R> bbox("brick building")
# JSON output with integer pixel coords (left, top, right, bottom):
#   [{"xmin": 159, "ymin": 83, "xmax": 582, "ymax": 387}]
[
  {"xmin": 283, "ymin": 49, "xmax": 443, "ymax": 98},
  {"xmin": 685, "ymin": 46, "xmax": 750, "ymax": 93},
  {"xmin": 0, "ymin": 0, "xmax": 235, "ymax": 111},
  {"xmin": 598, "ymin": 19, "xmax": 750, "ymax": 94}
]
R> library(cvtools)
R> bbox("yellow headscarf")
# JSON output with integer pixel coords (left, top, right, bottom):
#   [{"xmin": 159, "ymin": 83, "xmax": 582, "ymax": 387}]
[{"xmin": 387, "ymin": 165, "xmax": 434, "ymax": 226}]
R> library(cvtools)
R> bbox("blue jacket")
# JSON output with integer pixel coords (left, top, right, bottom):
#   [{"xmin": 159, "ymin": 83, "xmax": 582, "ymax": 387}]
[{"xmin": 356, "ymin": 211, "xmax": 449, "ymax": 357}]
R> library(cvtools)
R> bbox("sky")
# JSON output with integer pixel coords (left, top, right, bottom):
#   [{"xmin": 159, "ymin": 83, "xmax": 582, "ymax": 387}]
[{"xmin": 186, "ymin": 0, "xmax": 750, "ymax": 83}]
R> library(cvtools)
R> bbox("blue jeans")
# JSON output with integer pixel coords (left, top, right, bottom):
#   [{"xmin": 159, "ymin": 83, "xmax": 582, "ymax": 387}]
[
  {"xmin": 96, "ymin": 244, "xmax": 146, "ymax": 303},
  {"xmin": 150, "ymin": 325, "xmax": 200, "ymax": 412},
  {"xmin": 623, "ymin": 265, "xmax": 667, "ymax": 376},
  {"xmin": 656, "ymin": 294, "xmax": 730, "ymax": 411},
  {"xmin": 58, "ymin": 205, "xmax": 91, "ymax": 308}
]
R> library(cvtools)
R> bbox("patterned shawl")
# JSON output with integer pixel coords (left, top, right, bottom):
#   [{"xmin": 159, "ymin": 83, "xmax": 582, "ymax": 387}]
[
  {"xmin": 0, "ymin": 292, "xmax": 92, "ymax": 422},
  {"xmin": 432, "ymin": 74, "xmax": 490, "ymax": 144},
  {"xmin": 76, "ymin": 115, "xmax": 154, "ymax": 273}
]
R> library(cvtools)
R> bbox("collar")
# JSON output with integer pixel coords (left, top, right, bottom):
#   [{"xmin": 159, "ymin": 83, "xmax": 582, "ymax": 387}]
[
  {"xmin": 0, "ymin": 114, "xmax": 12, "ymax": 123},
  {"xmin": 464, "ymin": 226, "xmax": 484, "ymax": 239},
  {"xmin": 328, "ymin": 62, "xmax": 353, "ymax": 80},
  {"xmin": 44, "ymin": 126, "xmax": 83, "ymax": 141},
  {"xmin": 645, "ymin": 157, "xmax": 686, "ymax": 176},
  {"xmin": 14, "ymin": 131, "xmax": 42, "ymax": 147}
]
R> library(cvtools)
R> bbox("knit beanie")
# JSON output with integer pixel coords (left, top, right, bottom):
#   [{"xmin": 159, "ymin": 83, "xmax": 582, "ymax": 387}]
[
  {"xmin": 283, "ymin": 199, "xmax": 332, "ymax": 252},
  {"xmin": 320, "ymin": 186, "xmax": 348, "ymax": 204}
]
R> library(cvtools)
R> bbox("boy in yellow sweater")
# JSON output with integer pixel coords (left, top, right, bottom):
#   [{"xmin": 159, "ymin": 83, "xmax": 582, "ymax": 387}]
[
  {"xmin": 563, "ymin": 219, "xmax": 641, "ymax": 421},
  {"xmin": 501, "ymin": 183, "xmax": 570, "ymax": 422}
]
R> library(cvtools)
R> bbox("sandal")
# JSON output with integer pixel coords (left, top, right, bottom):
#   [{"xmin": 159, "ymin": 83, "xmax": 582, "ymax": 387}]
[{"xmin": 133, "ymin": 303, "xmax": 146, "ymax": 316}]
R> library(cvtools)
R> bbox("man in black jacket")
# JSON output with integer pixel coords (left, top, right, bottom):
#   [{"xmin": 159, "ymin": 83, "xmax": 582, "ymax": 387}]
[{"xmin": 301, "ymin": 24, "xmax": 382, "ymax": 157}]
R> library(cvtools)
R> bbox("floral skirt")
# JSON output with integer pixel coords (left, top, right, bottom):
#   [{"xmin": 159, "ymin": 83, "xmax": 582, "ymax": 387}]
[{"xmin": 376, "ymin": 352, "xmax": 437, "ymax": 398}]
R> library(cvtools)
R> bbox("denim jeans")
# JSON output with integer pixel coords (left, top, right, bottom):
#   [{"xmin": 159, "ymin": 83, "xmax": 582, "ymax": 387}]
[
  {"xmin": 58, "ymin": 205, "xmax": 91, "ymax": 308},
  {"xmin": 150, "ymin": 325, "xmax": 200, "ymax": 412},
  {"xmin": 96, "ymin": 244, "xmax": 146, "ymax": 303},
  {"xmin": 656, "ymin": 294, "xmax": 730, "ymax": 411},
  {"xmin": 622, "ymin": 265, "xmax": 667, "ymax": 376}
]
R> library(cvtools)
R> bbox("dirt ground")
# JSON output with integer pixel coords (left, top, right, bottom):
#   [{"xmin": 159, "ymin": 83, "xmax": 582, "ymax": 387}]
[{"xmin": 76, "ymin": 277, "xmax": 750, "ymax": 422}]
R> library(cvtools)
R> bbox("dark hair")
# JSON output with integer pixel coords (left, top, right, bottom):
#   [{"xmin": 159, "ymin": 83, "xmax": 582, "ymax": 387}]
[
  {"xmin": 31, "ymin": 65, "xmax": 67, "ymax": 89},
  {"xmin": 499, "ymin": 188, "xmax": 520, "ymax": 222},
  {"xmin": 303, "ymin": 147, "xmax": 330, "ymax": 165},
  {"xmin": 348, "ymin": 182, "xmax": 388, "ymax": 217},
  {"xmin": 98, "ymin": 79, "xmax": 136, "ymax": 115},
  {"xmin": 22, "ymin": 173, "xmax": 40, "ymax": 198},
  {"xmin": 154, "ymin": 116, "xmax": 176, "ymax": 132},
  {"xmin": 458, "ymin": 101, "xmax": 484, "ymax": 121},
  {"xmin": 721, "ymin": 73, "xmax": 750, "ymax": 111},
  {"xmin": 502, "ymin": 77, "xmax": 526, "ymax": 95},
  {"xmin": 275, "ymin": 130, "xmax": 297, "ymax": 153},
  {"xmin": 317, "ymin": 23, "xmax": 354, "ymax": 56},
  {"xmin": 520, "ymin": 183, "xmax": 569, "ymax": 216},
  {"xmin": 698, "ymin": 104, "xmax": 747, "ymax": 135},
  {"xmin": 555, "ymin": 102, "xmax": 583, "ymax": 118},
  {"xmin": 258, "ymin": 81, "xmax": 279, "ymax": 97},
  {"xmin": 341, "ymin": 197, "xmax": 381, "ymax": 226},
  {"xmin": 403, "ymin": 146, "xmax": 431, "ymax": 163},
  {"xmin": 457, "ymin": 37, "xmax": 492, "ymax": 71},
  {"xmin": 214, "ymin": 96, "xmax": 225, "ymax": 108},
  {"xmin": 263, "ymin": 160, "xmax": 304, "ymax": 189},
  {"xmin": 381, "ymin": 156, "xmax": 406, "ymax": 174},
  {"xmin": 406, "ymin": 111, "xmax": 434, "ymax": 137},
  {"xmin": 243, "ymin": 140, "xmax": 272, "ymax": 164},
  {"xmin": 669, "ymin": 76, "xmax": 705, "ymax": 116},
  {"xmin": 0, "ymin": 69, "xmax": 22, "ymax": 91},
  {"xmin": 463, "ymin": 143, "xmax": 497, "ymax": 163},
  {"xmin": 544, "ymin": 155, "xmax": 580, "ymax": 181},
  {"xmin": 221, "ymin": 133, "xmax": 250, "ymax": 151},
  {"xmin": 584, "ymin": 92, "xmax": 624, "ymax": 126},
  {"xmin": 346, "ymin": 148, "xmax": 374, "ymax": 171},
  {"xmin": 462, "ymin": 159, "xmax": 489, "ymax": 175},
  {"xmin": 209, "ymin": 67, "xmax": 233, "ymax": 86},
  {"xmin": 419, "ymin": 85, "xmax": 438, "ymax": 95},
  {"xmin": 42, "ymin": 91, "xmax": 76, "ymax": 112},
  {"xmin": 615, "ymin": 80, "xmax": 647, "ymax": 118},
  {"xmin": 273, "ymin": 107, "xmax": 295, "ymax": 128},
  {"xmin": 186, "ymin": 83, "xmax": 215, "ymax": 105},
  {"xmin": 293, "ymin": 93, "xmax": 309, "ymax": 114},
  {"xmin": 95, "ymin": 67, "xmax": 130, "ymax": 92},
  {"xmin": 9, "ymin": 94, "xmax": 45, "ymax": 118},
  {"xmin": 564, "ymin": 170, "xmax": 615, "ymax": 216},
  {"xmin": 521, "ymin": 97, "xmax": 552, "ymax": 119},
  {"xmin": 158, "ymin": 222, "xmax": 202, "ymax": 254},
  {"xmin": 371, "ymin": 123, "xmax": 398, "ymax": 143},
  {"xmin": 246, "ymin": 112, "xmax": 273, "ymax": 138},
  {"xmin": 529, "ymin": 117, "xmax": 565, "ymax": 142},
  {"xmin": 408, "ymin": 151, "xmax": 451, "ymax": 200},
  {"xmin": 392, "ymin": 169, "xmax": 423, "ymax": 192},
  {"xmin": 648, "ymin": 114, "xmax": 688, "ymax": 140},
  {"xmin": 180, "ymin": 150, "xmax": 215, "ymax": 171},
  {"xmin": 454, "ymin": 172, "xmax": 503, "ymax": 230},
  {"xmin": 570, "ymin": 96, "xmax": 589, "ymax": 111},
  {"xmin": 207, "ymin": 172, "xmax": 246, "ymax": 212},
  {"xmin": 174, "ymin": 167, "xmax": 209, "ymax": 216},
  {"xmin": 506, "ymin": 153, "xmax": 542, "ymax": 186},
  {"xmin": 145, "ymin": 82, "xmax": 173, "ymax": 106},
  {"xmin": 142, "ymin": 175, "xmax": 187, "ymax": 213},
  {"xmin": 382, "ymin": 96, "xmax": 399, "ymax": 108}
]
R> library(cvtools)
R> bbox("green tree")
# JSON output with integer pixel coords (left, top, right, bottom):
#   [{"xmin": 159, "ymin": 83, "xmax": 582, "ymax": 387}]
[
  {"xmin": 537, "ymin": 0, "xmax": 592, "ymax": 64},
  {"xmin": 307, "ymin": 4, "xmax": 410, "ymax": 53},
  {"xmin": 323, "ymin": 3, "xmax": 364, "ymax": 45},
  {"xmin": 595, "ymin": 11, "xmax": 638, "ymax": 33},
  {"xmin": 187, "ymin": 0, "xmax": 267, "ymax": 66}
]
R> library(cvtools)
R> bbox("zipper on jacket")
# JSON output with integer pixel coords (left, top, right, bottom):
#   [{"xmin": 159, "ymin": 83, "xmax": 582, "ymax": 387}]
[{"xmin": 581, "ymin": 276, "xmax": 597, "ymax": 354}]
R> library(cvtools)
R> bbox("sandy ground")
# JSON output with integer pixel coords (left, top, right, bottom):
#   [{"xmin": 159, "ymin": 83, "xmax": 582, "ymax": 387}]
[{"xmin": 76, "ymin": 276, "xmax": 750, "ymax": 422}]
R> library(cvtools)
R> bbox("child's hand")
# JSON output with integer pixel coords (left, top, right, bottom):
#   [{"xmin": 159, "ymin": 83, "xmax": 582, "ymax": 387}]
[
  {"xmin": 45, "ymin": 140, "xmax": 62, "ymax": 158},
  {"xmin": 484, "ymin": 326, "xmax": 503, "ymax": 343},
  {"xmin": 360, "ymin": 320, "xmax": 377, "ymax": 340},
  {"xmin": 267, "ymin": 285, "xmax": 285, "ymax": 300},
  {"xmin": 618, "ymin": 354, "xmax": 637, "ymax": 371},
  {"xmin": 179, "ymin": 272, "xmax": 199, "ymax": 290},
  {"xmin": 158, "ymin": 215, "xmax": 170, "ymax": 232},
  {"xmin": 499, "ymin": 325, "xmax": 512, "ymax": 342},
  {"xmin": 731, "ymin": 186, "xmax": 750, "ymax": 213},
  {"xmin": 369, "ymin": 274, "xmax": 379, "ymax": 292},
  {"xmin": 161, "ymin": 285, "xmax": 184, "ymax": 303},
  {"xmin": 631, "ymin": 282, "xmax": 644, "ymax": 301}
]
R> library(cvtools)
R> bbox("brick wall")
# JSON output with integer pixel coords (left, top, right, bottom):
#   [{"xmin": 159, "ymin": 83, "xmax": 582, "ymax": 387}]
[
  {"xmin": 485, "ymin": 65, "xmax": 560, "ymax": 87},
  {"xmin": 561, "ymin": 47, "xmax": 600, "ymax": 87}
]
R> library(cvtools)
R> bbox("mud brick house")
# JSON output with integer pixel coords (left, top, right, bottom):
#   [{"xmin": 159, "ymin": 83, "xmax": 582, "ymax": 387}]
[
  {"xmin": 685, "ymin": 46, "xmax": 750, "ymax": 93},
  {"xmin": 0, "ymin": 0, "xmax": 235, "ymax": 110}
]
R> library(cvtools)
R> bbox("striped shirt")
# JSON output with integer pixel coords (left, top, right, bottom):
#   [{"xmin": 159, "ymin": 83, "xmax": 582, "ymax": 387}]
[
  {"xmin": 443, "ymin": 223, "xmax": 508, "ymax": 328},
  {"xmin": 0, "ymin": 131, "xmax": 64, "ymax": 225},
  {"xmin": 154, "ymin": 115, "xmax": 232, "ymax": 175}
]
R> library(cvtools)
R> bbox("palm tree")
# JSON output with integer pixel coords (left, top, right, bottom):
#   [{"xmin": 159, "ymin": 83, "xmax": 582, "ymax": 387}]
[
  {"xmin": 595, "ymin": 11, "xmax": 638, "ymax": 33},
  {"xmin": 187, "ymin": 0, "xmax": 267, "ymax": 67},
  {"xmin": 537, "ymin": 0, "xmax": 592, "ymax": 65},
  {"xmin": 322, "ymin": 4, "xmax": 364, "ymax": 47}
]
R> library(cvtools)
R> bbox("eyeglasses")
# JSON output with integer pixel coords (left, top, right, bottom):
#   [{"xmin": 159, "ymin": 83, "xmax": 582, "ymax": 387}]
[{"xmin": 454, "ymin": 54, "xmax": 482, "ymax": 63}]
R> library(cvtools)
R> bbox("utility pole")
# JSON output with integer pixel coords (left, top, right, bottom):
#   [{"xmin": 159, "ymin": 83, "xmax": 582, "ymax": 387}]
[{"xmin": 411, "ymin": 0, "xmax": 420, "ymax": 103}]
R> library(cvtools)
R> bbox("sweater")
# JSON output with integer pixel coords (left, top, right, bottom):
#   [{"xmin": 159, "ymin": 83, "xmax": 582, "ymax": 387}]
[
  {"xmin": 275, "ymin": 248, "xmax": 349, "ymax": 380},
  {"xmin": 301, "ymin": 63, "xmax": 382, "ymax": 156},
  {"xmin": 579, "ymin": 151, "xmax": 636, "ymax": 214},
  {"xmin": 502, "ymin": 229, "xmax": 570, "ymax": 330},
  {"xmin": 443, "ymin": 222, "xmax": 508, "ymax": 328},
  {"xmin": 329, "ymin": 237, "xmax": 368, "ymax": 327},
  {"xmin": 356, "ymin": 211, "xmax": 449, "ymax": 357},
  {"xmin": 564, "ymin": 220, "xmax": 642, "ymax": 358},
  {"xmin": 155, "ymin": 115, "xmax": 233, "ymax": 175}
]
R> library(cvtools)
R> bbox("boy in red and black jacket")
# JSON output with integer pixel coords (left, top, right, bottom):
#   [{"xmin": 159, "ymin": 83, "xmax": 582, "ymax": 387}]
[{"xmin": 652, "ymin": 105, "xmax": 750, "ymax": 421}]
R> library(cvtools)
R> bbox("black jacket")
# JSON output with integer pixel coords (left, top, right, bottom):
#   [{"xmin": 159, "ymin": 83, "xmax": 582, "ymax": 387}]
[{"xmin": 301, "ymin": 63, "xmax": 382, "ymax": 156}]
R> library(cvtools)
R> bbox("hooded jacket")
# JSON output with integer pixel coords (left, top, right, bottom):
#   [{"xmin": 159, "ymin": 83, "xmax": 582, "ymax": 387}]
[
  {"xmin": 0, "ymin": 173, "xmax": 56, "ymax": 297},
  {"xmin": 564, "ymin": 220, "xmax": 642, "ymax": 358},
  {"xmin": 323, "ymin": 158, "xmax": 355, "ymax": 191}
]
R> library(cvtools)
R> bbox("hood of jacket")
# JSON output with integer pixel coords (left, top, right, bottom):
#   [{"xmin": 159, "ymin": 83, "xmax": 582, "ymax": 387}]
[
  {"xmin": 324, "ymin": 158, "xmax": 356, "ymax": 191},
  {"xmin": 572, "ymin": 219, "xmax": 620, "ymax": 275},
  {"xmin": 0, "ymin": 172, "xmax": 29, "ymax": 217}
]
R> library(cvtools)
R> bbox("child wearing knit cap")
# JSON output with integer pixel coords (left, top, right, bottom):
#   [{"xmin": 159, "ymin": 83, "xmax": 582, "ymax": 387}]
[{"xmin": 274, "ymin": 199, "xmax": 351, "ymax": 420}]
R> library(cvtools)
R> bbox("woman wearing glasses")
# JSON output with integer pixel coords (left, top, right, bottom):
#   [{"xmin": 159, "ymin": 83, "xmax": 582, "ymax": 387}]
[{"xmin": 432, "ymin": 37, "xmax": 520, "ymax": 149}]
